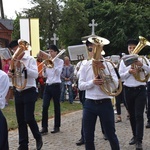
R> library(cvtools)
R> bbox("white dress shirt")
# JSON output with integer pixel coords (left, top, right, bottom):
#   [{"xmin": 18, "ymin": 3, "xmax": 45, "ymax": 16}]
[
  {"xmin": 79, "ymin": 59, "xmax": 118, "ymax": 100},
  {"xmin": 119, "ymin": 57, "xmax": 150, "ymax": 87},
  {"xmin": 0, "ymin": 70, "xmax": 9, "ymax": 109},
  {"xmin": 16, "ymin": 51, "xmax": 38, "ymax": 91},
  {"xmin": 74, "ymin": 60, "xmax": 87, "ymax": 79},
  {"xmin": 44, "ymin": 58, "xmax": 64, "ymax": 84}
]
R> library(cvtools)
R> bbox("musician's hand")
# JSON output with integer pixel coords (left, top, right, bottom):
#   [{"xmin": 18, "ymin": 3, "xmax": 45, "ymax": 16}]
[
  {"xmin": 129, "ymin": 68, "xmax": 138, "ymax": 75},
  {"xmin": 93, "ymin": 76, "xmax": 104, "ymax": 85},
  {"xmin": 65, "ymin": 78, "xmax": 70, "ymax": 81},
  {"xmin": 8, "ymin": 70, "xmax": 13, "ymax": 78},
  {"xmin": 15, "ymin": 61, "xmax": 21, "ymax": 68},
  {"xmin": 133, "ymin": 60, "xmax": 143, "ymax": 67},
  {"xmin": 17, "ymin": 52, "xmax": 25, "ymax": 60},
  {"xmin": 92, "ymin": 60, "xmax": 105, "ymax": 69},
  {"xmin": 76, "ymin": 67, "xmax": 79, "ymax": 71}
]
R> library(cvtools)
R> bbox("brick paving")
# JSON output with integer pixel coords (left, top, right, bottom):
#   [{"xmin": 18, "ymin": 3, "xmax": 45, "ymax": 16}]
[{"xmin": 8, "ymin": 104, "xmax": 150, "ymax": 150}]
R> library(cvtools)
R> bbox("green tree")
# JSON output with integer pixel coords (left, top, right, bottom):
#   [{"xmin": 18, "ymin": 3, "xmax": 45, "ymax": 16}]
[
  {"xmin": 83, "ymin": 1, "xmax": 150, "ymax": 55},
  {"xmin": 11, "ymin": 13, "xmax": 23, "ymax": 40},
  {"xmin": 22, "ymin": 0, "xmax": 61, "ymax": 50},
  {"xmin": 11, "ymin": 0, "xmax": 150, "ymax": 55},
  {"xmin": 58, "ymin": 0, "xmax": 89, "ymax": 47}
]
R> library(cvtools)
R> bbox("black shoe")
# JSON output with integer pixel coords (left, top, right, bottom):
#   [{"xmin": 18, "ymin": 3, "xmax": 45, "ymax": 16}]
[
  {"xmin": 40, "ymin": 127, "xmax": 48, "ymax": 135},
  {"xmin": 76, "ymin": 139, "xmax": 84, "ymax": 146},
  {"xmin": 36, "ymin": 137, "xmax": 43, "ymax": 150},
  {"xmin": 145, "ymin": 122, "xmax": 150, "ymax": 128},
  {"xmin": 51, "ymin": 127, "xmax": 60, "ymax": 133},
  {"xmin": 129, "ymin": 137, "xmax": 136, "ymax": 145},
  {"xmin": 136, "ymin": 142, "xmax": 143, "ymax": 150}
]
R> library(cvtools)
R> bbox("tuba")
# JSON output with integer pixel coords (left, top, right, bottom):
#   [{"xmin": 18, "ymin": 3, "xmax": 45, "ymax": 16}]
[
  {"xmin": 88, "ymin": 36, "xmax": 122, "ymax": 96},
  {"xmin": 9, "ymin": 39, "xmax": 30, "ymax": 90},
  {"xmin": 123, "ymin": 36, "xmax": 150, "ymax": 82}
]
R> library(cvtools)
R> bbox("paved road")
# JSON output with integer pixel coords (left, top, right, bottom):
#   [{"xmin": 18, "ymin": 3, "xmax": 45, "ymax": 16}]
[{"xmin": 8, "ymin": 104, "xmax": 150, "ymax": 150}]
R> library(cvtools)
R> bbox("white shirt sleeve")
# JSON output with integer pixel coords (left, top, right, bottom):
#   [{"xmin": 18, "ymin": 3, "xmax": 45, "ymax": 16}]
[{"xmin": 0, "ymin": 71, "xmax": 9, "ymax": 109}]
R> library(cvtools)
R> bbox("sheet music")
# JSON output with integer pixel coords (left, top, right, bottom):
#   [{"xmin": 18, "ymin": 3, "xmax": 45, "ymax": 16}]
[
  {"xmin": 0, "ymin": 48, "xmax": 12, "ymax": 60},
  {"xmin": 68, "ymin": 44, "xmax": 88, "ymax": 61}
]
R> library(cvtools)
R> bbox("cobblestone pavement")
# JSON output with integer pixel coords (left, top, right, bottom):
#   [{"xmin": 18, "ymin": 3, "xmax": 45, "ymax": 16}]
[{"xmin": 8, "ymin": 104, "xmax": 150, "ymax": 150}]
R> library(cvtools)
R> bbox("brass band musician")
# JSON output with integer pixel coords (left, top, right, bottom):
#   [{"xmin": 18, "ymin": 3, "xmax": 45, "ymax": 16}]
[
  {"xmin": 40, "ymin": 45, "xmax": 64, "ymax": 134},
  {"xmin": 79, "ymin": 36, "xmax": 120, "ymax": 150},
  {"xmin": 8, "ymin": 40, "xmax": 43, "ymax": 150},
  {"xmin": 119, "ymin": 39, "xmax": 150, "ymax": 150}
]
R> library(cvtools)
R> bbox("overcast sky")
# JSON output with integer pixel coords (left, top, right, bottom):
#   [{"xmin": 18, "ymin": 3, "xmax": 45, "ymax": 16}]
[{"xmin": 3, "ymin": 0, "xmax": 33, "ymax": 19}]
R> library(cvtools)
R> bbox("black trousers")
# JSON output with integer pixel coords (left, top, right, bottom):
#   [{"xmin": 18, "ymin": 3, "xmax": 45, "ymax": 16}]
[
  {"xmin": 124, "ymin": 85, "xmax": 146, "ymax": 142},
  {"xmin": 115, "ymin": 85, "xmax": 127, "ymax": 115},
  {"xmin": 42, "ymin": 83, "xmax": 61, "ymax": 128},
  {"xmin": 83, "ymin": 99, "xmax": 120, "ymax": 150},
  {"xmin": 79, "ymin": 91, "xmax": 106, "ymax": 142},
  {"xmin": 0, "ymin": 110, "xmax": 9, "ymax": 150},
  {"xmin": 15, "ymin": 87, "xmax": 41, "ymax": 149},
  {"xmin": 146, "ymin": 81, "xmax": 150, "ymax": 123}
]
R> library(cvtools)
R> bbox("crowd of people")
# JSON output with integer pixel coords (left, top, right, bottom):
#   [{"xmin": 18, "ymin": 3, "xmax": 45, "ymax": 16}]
[{"xmin": 0, "ymin": 36, "xmax": 150, "ymax": 150}]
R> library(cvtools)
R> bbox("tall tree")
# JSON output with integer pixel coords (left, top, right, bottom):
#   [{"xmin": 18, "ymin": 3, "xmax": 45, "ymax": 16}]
[
  {"xmin": 83, "ymin": 1, "xmax": 150, "ymax": 55},
  {"xmin": 11, "ymin": 0, "xmax": 150, "ymax": 55},
  {"xmin": 58, "ymin": 0, "xmax": 89, "ymax": 47},
  {"xmin": 23, "ymin": 0, "xmax": 61, "ymax": 49}
]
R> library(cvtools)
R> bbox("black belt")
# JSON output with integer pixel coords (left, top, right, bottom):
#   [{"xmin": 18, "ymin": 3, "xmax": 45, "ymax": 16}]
[
  {"xmin": 86, "ymin": 98, "xmax": 111, "ymax": 104},
  {"xmin": 124, "ymin": 85, "xmax": 146, "ymax": 90},
  {"xmin": 46, "ymin": 83, "xmax": 60, "ymax": 86}
]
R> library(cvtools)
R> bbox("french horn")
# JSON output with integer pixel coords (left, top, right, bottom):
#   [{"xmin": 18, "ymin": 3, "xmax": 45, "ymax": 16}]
[{"xmin": 88, "ymin": 36, "xmax": 122, "ymax": 96}]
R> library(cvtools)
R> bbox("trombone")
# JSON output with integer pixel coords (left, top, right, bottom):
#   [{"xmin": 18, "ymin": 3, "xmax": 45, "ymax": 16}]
[{"xmin": 37, "ymin": 49, "xmax": 66, "ymax": 74}]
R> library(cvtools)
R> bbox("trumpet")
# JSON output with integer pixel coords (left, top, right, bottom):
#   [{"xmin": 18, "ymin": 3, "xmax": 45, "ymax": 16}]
[{"xmin": 37, "ymin": 49, "xmax": 66, "ymax": 74}]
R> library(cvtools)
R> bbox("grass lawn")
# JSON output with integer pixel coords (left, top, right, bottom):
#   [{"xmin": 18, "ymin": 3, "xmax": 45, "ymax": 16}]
[{"xmin": 2, "ymin": 99, "xmax": 82, "ymax": 131}]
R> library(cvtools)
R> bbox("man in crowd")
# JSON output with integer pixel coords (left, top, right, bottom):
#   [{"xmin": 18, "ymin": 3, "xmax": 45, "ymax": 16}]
[
  {"xmin": 0, "ymin": 57, "xmax": 9, "ymax": 150},
  {"xmin": 79, "ymin": 37, "xmax": 120, "ymax": 150},
  {"xmin": 8, "ymin": 40, "xmax": 43, "ymax": 150},
  {"xmin": 60, "ymin": 56, "xmax": 74, "ymax": 104},
  {"xmin": 40, "ymin": 45, "xmax": 64, "ymax": 134},
  {"xmin": 119, "ymin": 39, "xmax": 150, "ymax": 150}
]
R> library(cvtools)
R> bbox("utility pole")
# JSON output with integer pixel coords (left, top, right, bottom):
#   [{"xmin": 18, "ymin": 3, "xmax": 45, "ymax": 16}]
[{"xmin": 0, "ymin": 0, "xmax": 4, "ymax": 19}]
